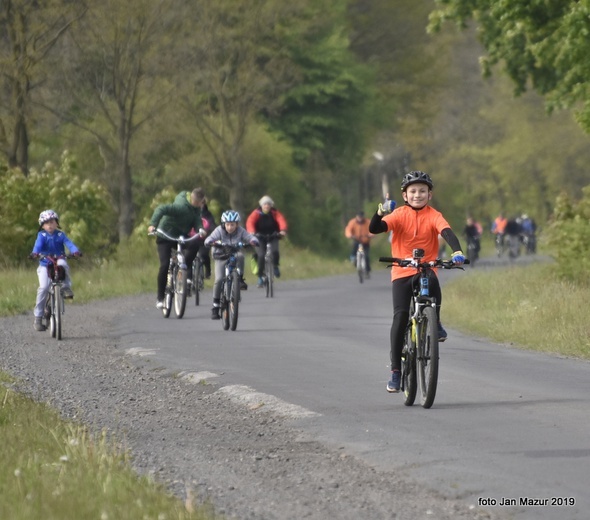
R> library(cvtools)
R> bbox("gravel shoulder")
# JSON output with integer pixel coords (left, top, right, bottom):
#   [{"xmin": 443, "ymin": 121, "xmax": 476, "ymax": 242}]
[{"xmin": 1, "ymin": 295, "xmax": 500, "ymax": 520}]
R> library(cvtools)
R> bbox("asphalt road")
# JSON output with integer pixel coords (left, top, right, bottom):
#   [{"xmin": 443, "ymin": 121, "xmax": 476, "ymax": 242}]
[{"xmin": 115, "ymin": 259, "xmax": 590, "ymax": 520}]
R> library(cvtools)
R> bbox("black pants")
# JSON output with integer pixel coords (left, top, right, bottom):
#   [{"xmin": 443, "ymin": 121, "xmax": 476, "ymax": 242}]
[
  {"xmin": 254, "ymin": 237, "xmax": 280, "ymax": 277},
  {"xmin": 389, "ymin": 273, "xmax": 441, "ymax": 371},
  {"xmin": 156, "ymin": 238, "xmax": 205, "ymax": 301}
]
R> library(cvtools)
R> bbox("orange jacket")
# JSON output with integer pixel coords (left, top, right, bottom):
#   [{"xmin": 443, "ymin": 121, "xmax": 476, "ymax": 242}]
[
  {"xmin": 345, "ymin": 217, "xmax": 371, "ymax": 244},
  {"xmin": 382, "ymin": 205, "xmax": 451, "ymax": 281},
  {"xmin": 492, "ymin": 216, "xmax": 507, "ymax": 234}
]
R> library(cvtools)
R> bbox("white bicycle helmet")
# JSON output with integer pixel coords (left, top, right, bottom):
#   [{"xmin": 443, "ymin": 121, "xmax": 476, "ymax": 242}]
[
  {"xmin": 221, "ymin": 210, "xmax": 240, "ymax": 223},
  {"xmin": 38, "ymin": 209, "xmax": 59, "ymax": 226}
]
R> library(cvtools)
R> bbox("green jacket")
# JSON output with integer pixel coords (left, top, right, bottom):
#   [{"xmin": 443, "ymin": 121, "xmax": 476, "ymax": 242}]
[{"xmin": 149, "ymin": 191, "xmax": 201, "ymax": 237}]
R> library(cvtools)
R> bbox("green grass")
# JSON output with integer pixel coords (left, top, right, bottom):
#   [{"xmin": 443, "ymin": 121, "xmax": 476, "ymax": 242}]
[
  {"xmin": 442, "ymin": 261, "xmax": 590, "ymax": 359},
  {"xmin": 0, "ymin": 375, "xmax": 215, "ymax": 520}
]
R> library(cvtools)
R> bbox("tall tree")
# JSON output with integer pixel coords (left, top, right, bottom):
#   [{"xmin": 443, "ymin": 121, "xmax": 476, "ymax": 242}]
[
  {"xmin": 40, "ymin": 0, "xmax": 179, "ymax": 240},
  {"xmin": 428, "ymin": 0, "xmax": 590, "ymax": 136},
  {"xmin": 0, "ymin": 0, "xmax": 83, "ymax": 173}
]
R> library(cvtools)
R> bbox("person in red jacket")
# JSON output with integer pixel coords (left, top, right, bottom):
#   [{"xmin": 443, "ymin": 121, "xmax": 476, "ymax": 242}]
[{"xmin": 246, "ymin": 195, "xmax": 288, "ymax": 287}]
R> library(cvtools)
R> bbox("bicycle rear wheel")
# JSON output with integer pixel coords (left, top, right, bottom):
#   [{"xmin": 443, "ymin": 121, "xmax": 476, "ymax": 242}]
[
  {"xmin": 230, "ymin": 270, "xmax": 240, "ymax": 330},
  {"xmin": 193, "ymin": 259, "xmax": 203, "ymax": 306},
  {"xmin": 174, "ymin": 267, "xmax": 188, "ymax": 318},
  {"xmin": 416, "ymin": 306, "xmax": 439, "ymax": 408},
  {"xmin": 402, "ymin": 325, "xmax": 417, "ymax": 406}
]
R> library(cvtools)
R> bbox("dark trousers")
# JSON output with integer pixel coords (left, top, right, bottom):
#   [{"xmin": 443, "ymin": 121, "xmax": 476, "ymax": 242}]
[
  {"xmin": 255, "ymin": 237, "xmax": 280, "ymax": 276},
  {"xmin": 389, "ymin": 273, "xmax": 441, "ymax": 371}
]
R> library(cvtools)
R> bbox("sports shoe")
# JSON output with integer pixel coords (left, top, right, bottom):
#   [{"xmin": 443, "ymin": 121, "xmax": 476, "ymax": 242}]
[
  {"xmin": 211, "ymin": 307, "xmax": 220, "ymax": 320},
  {"xmin": 156, "ymin": 300, "xmax": 164, "ymax": 309},
  {"xmin": 386, "ymin": 370, "xmax": 401, "ymax": 393},
  {"xmin": 34, "ymin": 317, "xmax": 46, "ymax": 332},
  {"xmin": 62, "ymin": 287, "xmax": 74, "ymax": 299},
  {"xmin": 274, "ymin": 266, "xmax": 281, "ymax": 278},
  {"xmin": 438, "ymin": 322, "xmax": 448, "ymax": 342},
  {"xmin": 257, "ymin": 276, "xmax": 264, "ymax": 288},
  {"xmin": 240, "ymin": 277, "xmax": 248, "ymax": 290}
]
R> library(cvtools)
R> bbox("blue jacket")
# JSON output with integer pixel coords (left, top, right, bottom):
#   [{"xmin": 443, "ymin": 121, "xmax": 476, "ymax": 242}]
[{"xmin": 32, "ymin": 230, "xmax": 80, "ymax": 266}]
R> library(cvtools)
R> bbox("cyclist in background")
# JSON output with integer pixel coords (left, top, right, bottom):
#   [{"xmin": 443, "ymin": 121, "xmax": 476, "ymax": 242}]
[
  {"xmin": 368, "ymin": 171, "xmax": 465, "ymax": 393},
  {"xmin": 30, "ymin": 210, "xmax": 81, "ymax": 331},
  {"xmin": 204, "ymin": 210, "xmax": 259, "ymax": 320},
  {"xmin": 491, "ymin": 212, "xmax": 508, "ymax": 252},
  {"xmin": 148, "ymin": 189, "xmax": 204, "ymax": 310},
  {"xmin": 344, "ymin": 210, "xmax": 373, "ymax": 277},
  {"xmin": 463, "ymin": 216, "xmax": 481, "ymax": 263},
  {"xmin": 184, "ymin": 188, "xmax": 215, "ymax": 280},
  {"xmin": 246, "ymin": 195, "xmax": 288, "ymax": 288}
]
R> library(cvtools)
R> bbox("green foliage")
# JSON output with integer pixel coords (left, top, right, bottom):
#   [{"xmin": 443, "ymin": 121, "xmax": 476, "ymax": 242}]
[
  {"xmin": 0, "ymin": 152, "xmax": 114, "ymax": 265},
  {"xmin": 429, "ymin": 0, "xmax": 590, "ymax": 135},
  {"xmin": 545, "ymin": 186, "xmax": 590, "ymax": 284}
]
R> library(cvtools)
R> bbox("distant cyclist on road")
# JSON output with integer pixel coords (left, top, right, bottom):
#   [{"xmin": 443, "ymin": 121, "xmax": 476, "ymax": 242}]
[
  {"xmin": 246, "ymin": 195, "xmax": 288, "ymax": 288},
  {"xmin": 463, "ymin": 216, "xmax": 481, "ymax": 263},
  {"xmin": 368, "ymin": 171, "xmax": 465, "ymax": 393},
  {"xmin": 344, "ymin": 210, "xmax": 373, "ymax": 276},
  {"xmin": 491, "ymin": 212, "xmax": 508, "ymax": 253}
]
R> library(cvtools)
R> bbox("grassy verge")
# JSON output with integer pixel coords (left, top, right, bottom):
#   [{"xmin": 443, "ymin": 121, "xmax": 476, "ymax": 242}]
[
  {"xmin": 442, "ymin": 260, "xmax": 590, "ymax": 359},
  {"xmin": 0, "ymin": 372, "xmax": 214, "ymax": 520}
]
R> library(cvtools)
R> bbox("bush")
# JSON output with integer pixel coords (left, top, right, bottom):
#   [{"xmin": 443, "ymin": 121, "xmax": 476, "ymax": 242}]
[
  {"xmin": 0, "ymin": 151, "xmax": 114, "ymax": 266},
  {"xmin": 545, "ymin": 186, "xmax": 590, "ymax": 284}
]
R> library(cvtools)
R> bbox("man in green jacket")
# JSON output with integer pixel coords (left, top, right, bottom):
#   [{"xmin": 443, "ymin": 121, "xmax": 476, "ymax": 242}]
[{"xmin": 148, "ymin": 189, "xmax": 204, "ymax": 309}]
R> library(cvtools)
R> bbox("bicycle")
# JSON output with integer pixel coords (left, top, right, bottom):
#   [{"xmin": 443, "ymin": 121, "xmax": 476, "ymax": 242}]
[
  {"xmin": 466, "ymin": 237, "xmax": 479, "ymax": 266},
  {"xmin": 255, "ymin": 232, "xmax": 282, "ymax": 298},
  {"xmin": 215, "ymin": 242, "xmax": 246, "ymax": 331},
  {"xmin": 32, "ymin": 254, "xmax": 78, "ymax": 340},
  {"xmin": 150, "ymin": 229, "xmax": 200, "ymax": 319},
  {"xmin": 380, "ymin": 249, "xmax": 469, "ymax": 409},
  {"xmin": 494, "ymin": 233, "xmax": 505, "ymax": 257},
  {"xmin": 356, "ymin": 242, "xmax": 369, "ymax": 283}
]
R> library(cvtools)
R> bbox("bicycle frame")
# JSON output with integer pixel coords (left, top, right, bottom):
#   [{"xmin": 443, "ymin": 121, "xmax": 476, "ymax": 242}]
[
  {"xmin": 217, "ymin": 243, "xmax": 244, "ymax": 331},
  {"xmin": 37, "ymin": 254, "xmax": 73, "ymax": 340}
]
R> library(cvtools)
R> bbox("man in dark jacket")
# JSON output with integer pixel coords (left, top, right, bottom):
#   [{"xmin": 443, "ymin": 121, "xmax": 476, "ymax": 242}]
[{"xmin": 148, "ymin": 189, "xmax": 203, "ymax": 309}]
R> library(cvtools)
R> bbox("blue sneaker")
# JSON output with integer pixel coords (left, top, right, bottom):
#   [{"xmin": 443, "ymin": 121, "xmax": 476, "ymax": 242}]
[
  {"xmin": 257, "ymin": 276, "xmax": 264, "ymax": 288},
  {"xmin": 438, "ymin": 322, "xmax": 448, "ymax": 342},
  {"xmin": 386, "ymin": 370, "xmax": 401, "ymax": 393}
]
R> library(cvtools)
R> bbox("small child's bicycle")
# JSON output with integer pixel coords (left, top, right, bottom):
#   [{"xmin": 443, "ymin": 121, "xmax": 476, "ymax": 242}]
[
  {"xmin": 380, "ymin": 249, "xmax": 468, "ymax": 409},
  {"xmin": 32, "ymin": 254, "xmax": 78, "ymax": 340},
  {"xmin": 215, "ymin": 242, "xmax": 246, "ymax": 331}
]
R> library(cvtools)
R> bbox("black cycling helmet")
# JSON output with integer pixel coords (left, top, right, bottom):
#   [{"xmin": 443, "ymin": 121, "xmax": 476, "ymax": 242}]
[{"xmin": 401, "ymin": 171, "xmax": 433, "ymax": 191}]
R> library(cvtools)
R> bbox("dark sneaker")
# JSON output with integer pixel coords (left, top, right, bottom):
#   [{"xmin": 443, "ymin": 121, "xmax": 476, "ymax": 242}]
[
  {"xmin": 386, "ymin": 370, "xmax": 401, "ymax": 393},
  {"xmin": 62, "ymin": 287, "xmax": 74, "ymax": 299},
  {"xmin": 438, "ymin": 322, "xmax": 448, "ymax": 342},
  {"xmin": 34, "ymin": 318, "xmax": 47, "ymax": 332},
  {"xmin": 274, "ymin": 266, "xmax": 281, "ymax": 278},
  {"xmin": 211, "ymin": 307, "xmax": 220, "ymax": 320},
  {"xmin": 240, "ymin": 278, "xmax": 248, "ymax": 290}
]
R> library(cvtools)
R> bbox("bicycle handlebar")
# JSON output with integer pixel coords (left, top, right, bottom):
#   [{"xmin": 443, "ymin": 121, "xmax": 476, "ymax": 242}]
[
  {"xmin": 149, "ymin": 228, "xmax": 201, "ymax": 244},
  {"xmin": 29, "ymin": 253, "xmax": 81, "ymax": 261},
  {"xmin": 254, "ymin": 232, "xmax": 283, "ymax": 240},
  {"xmin": 379, "ymin": 257, "xmax": 470, "ymax": 268}
]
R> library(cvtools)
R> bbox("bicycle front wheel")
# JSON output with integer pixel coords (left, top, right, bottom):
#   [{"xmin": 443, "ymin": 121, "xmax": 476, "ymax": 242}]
[
  {"xmin": 357, "ymin": 252, "xmax": 365, "ymax": 283},
  {"xmin": 162, "ymin": 268, "xmax": 173, "ymax": 318},
  {"xmin": 49, "ymin": 291, "xmax": 57, "ymax": 338},
  {"xmin": 229, "ymin": 270, "xmax": 240, "ymax": 331},
  {"xmin": 54, "ymin": 288, "xmax": 62, "ymax": 340},
  {"xmin": 174, "ymin": 267, "xmax": 188, "ymax": 318},
  {"xmin": 402, "ymin": 326, "xmax": 417, "ymax": 406},
  {"xmin": 265, "ymin": 255, "xmax": 273, "ymax": 298},
  {"xmin": 416, "ymin": 306, "xmax": 439, "ymax": 409},
  {"xmin": 193, "ymin": 259, "xmax": 203, "ymax": 306},
  {"xmin": 221, "ymin": 280, "xmax": 230, "ymax": 330}
]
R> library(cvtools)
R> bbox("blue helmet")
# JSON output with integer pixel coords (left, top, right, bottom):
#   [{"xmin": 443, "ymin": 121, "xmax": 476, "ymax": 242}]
[{"xmin": 221, "ymin": 210, "xmax": 240, "ymax": 223}]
